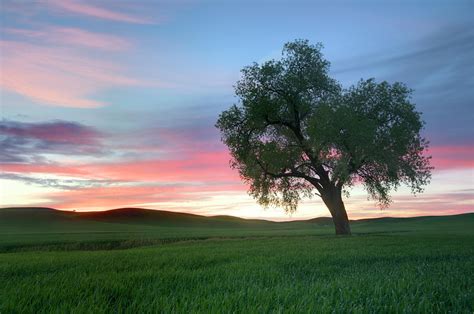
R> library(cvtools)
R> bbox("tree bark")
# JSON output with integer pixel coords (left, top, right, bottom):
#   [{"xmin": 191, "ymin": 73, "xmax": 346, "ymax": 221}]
[{"xmin": 321, "ymin": 186, "xmax": 351, "ymax": 235}]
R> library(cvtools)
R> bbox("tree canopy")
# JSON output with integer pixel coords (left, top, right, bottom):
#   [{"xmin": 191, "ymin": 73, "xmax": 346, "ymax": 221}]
[{"xmin": 216, "ymin": 40, "xmax": 432, "ymax": 234}]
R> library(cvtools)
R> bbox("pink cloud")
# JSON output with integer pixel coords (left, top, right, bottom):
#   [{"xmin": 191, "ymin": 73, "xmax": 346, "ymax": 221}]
[
  {"xmin": 1, "ymin": 164, "xmax": 88, "ymax": 177},
  {"xmin": 0, "ymin": 120, "xmax": 102, "ymax": 146},
  {"xmin": 0, "ymin": 120, "xmax": 105, "ymax": 162},
  {"xmin": 45, "ymin": 183, "xmax": 245, "ymax": 211},
  {"xmin": 5, "ymin": 27, "xmax": 130, "ymax": 51},
  {"xmin": 0, "ymin": 150, "xmax": 239, "ymax": 183},
  {"xmin": 428, "ymin": 145, "xmax": 474, "ymax": 170},
  {"xmin": 47, "ymin": 185, "xmax": 184, "ymax": 210},
  {"xmin": 349, "ymin": 191, "xmax": 473, "ymax": 218},
  {"xmin": 114, "ymin": 125, "xmax": 223, "ymax": 158},
  {"xmin": 0, "ymin": 40, "xmax": 145, "ymax": 108},
  {"xmin": 45, "ymin": 0, "xmax": 155, "ymax": 24},
  {"xmin": 91, "ymin": 151, "xmax": 238, "ymax": 183}
]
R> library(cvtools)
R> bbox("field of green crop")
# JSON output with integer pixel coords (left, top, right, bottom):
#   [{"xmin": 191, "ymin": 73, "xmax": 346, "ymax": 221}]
[{"xmin": 1, "ymin": 208, "xmax": 473, "ymax": 313}]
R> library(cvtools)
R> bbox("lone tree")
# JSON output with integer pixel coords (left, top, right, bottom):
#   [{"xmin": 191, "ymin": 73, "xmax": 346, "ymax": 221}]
[{"xmin": 216, "ymin": 40, "xmax": 433, "ymax": 235}]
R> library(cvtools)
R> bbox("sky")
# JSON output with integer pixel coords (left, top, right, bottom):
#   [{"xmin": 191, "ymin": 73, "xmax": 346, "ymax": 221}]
[{"xmin": 0, "ymin": 0, "xmax": 473, "ymax": 220}]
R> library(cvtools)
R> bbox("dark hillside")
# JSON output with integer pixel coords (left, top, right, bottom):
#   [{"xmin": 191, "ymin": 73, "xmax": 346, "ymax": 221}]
[{"xmin": 73, "ymin": 207, "xmax": 276, "ymax": 227}]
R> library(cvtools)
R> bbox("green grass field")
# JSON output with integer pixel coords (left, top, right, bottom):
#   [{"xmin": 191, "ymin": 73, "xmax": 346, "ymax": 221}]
[{"xmin": 1, "ymin": 207, "xmax": 473, "ymax": 313}]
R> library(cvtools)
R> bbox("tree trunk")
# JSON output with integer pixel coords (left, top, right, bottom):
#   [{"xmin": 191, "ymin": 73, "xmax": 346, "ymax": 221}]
[{"xmin": 321, "ymin": 186, "xmax": 351, "ymax": 235}]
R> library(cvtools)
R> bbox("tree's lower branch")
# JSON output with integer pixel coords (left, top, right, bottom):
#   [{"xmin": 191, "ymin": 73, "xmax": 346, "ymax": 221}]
[{"xmin": 254, "ymin": 157, "xmax": 322, "ymax": 191}]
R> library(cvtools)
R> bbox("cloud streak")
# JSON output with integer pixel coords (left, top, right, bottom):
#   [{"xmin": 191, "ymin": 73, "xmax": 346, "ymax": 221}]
[
  {"xmin": 4, "ymin": 27, "xmax": 131, "ymax": 51},
  {"xmin": 0, "ymin": 119, "xmax": 104, "ymax": 163},
  {"xmin": 0, "ymin": 173, "xmax": 116, "ymax": 190},
  {"xmin": 43, "ymin": 183, "xmax": 244, "ymax": 211},
  {"xmin": 429, "ymin": 146, "xmax": 474, "ymax": 170},
  {"xmin": 45, "ymin": 0, "xmax": 155, "ymax": 24},
  {"xmin": 1, "ymin": 151, "xmax": 238, "ymax": 184},
  {"xmin": 332, "ymin": 25, "xmax": 474, "ymax": 147},
  {"xmin": 0, "ymin": 39, "xmax": 145, "ymax": 107}
]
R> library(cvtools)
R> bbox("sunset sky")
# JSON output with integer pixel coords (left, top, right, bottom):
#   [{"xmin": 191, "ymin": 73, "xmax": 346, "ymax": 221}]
[{"xmin": 0, "ymin": 0, "xmax": 473, "ymax": 220}]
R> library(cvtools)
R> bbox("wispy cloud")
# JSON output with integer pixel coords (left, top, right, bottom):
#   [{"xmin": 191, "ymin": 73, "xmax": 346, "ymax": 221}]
[
  {"xmin": 1, "ymin": 151, "xmax": 238, "ymax": 184},
  {"xmin": 333, "ymin": 25, "xmax": 474, "ymax": 87},
  {"xmin": 45, "ymin": 0, "xmax": 155, "ymax": 24},
  {"xmin": 44, "ymin": 182, "xmax": 245, "ymax": 212},
  {"xmin": 0, "ymin": 39, "xmax": 144, "ymax": 108},
  {"xmin": 333, "ymin": 25, "xmax": 474, "ymax": 148},
  {"xmin": 0, "ymin": 173, "xmax": 116, "ymax": 190},
  {"xmin": 4, "ymin": 27, "xmax": 131, "ymax": 51},
  {"xmin": 115, "ymin": 123, "xmax": 223, "ymax": 159},
  {"xmin": 0, "ymin": 119, "xmax": 104, "ymax": 163},
  {"xmin": 429, "ymin": 145, "xmax": 474, "ymax": 170}
]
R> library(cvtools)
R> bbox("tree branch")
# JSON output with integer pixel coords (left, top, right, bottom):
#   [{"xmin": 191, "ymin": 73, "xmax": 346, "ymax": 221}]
[
  {"xmin": 254, "ymin": 157, "xmax": 323, "ymax": 192},
  {"xmin": 263, "ymin": 114, "xmax": 330, "ymax": 188}
]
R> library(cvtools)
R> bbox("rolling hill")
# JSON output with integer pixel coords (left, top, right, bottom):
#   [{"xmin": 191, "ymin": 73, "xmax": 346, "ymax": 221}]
[
  {"xmin": 2, "ymin": 206, "xmax": 472, "ymax": 227},
  {"xmin": 0, "ymin": 207, "xmax": 280, "ymax": 230},
  {"xmin": 1, "ymin": 207, "xmax": 473, "ymax": 252}
]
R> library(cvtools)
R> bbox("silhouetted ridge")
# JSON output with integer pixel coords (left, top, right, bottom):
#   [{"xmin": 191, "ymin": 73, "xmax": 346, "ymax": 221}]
[
  {"xmin": 1, "ymin": 207, "xmax": 472, "ymax": 228},
  {"xmin": 72, "ymin": 207, "xmax": 272, "ymax": 227},
  {"xmin": 76, "ymin": 207, "xmax": 202, "ymax": 220},
  {"xmin": 0, "ymin": 207, "xmax": 71, "ymax": 221},
  {"xmin": 0, "ymin": 207, "xmax": 57, "ymax": 213},
  {"xmin": 306, "ymin": 217, "xmax": 334, "ymax": 224}
]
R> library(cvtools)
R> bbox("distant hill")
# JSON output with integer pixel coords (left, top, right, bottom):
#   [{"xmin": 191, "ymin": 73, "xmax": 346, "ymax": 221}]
[
  {"xmin": 0, "ymin": 207, "xmax": 75, "ymax": 224},
  {"xmin": 0, "ymin": 207, "xmax": 281, "ymax": 232},
  {"xmin": 1, "ymin": 206, "xmax": 473, "ymax": 230},
  {"xmin": 0, "ymin": 207, "xmax": 118, "ymax": 233},
  {"xmin": 306, "ymin": 217, "xmax": 334, "ymax": 225},
  {"xmin": 73, "ymin": 207, "xmax": 276, "ymax": 227}
]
